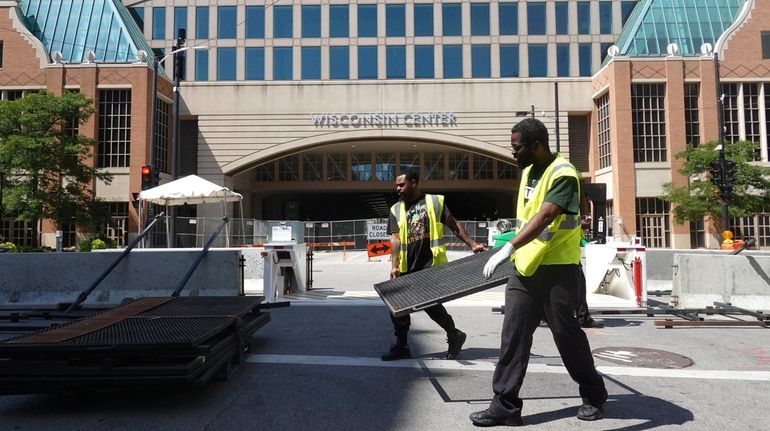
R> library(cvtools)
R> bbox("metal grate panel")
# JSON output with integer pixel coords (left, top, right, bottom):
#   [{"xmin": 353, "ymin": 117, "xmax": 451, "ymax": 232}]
[{"xmin": 374, "ymin": 250, "xmax": 513, "ymax": 317}]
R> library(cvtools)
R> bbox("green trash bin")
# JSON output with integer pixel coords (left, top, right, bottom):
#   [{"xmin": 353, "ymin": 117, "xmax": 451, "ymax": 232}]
[{"xmin": 492, "ymin": 231, "xmax": 516, "ymax": 248}]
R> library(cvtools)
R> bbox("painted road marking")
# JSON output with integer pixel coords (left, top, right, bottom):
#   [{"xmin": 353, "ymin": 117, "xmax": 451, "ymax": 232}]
[{"xmin": 246, "ymin": 354, "xmax": 770, "ymax": 382}]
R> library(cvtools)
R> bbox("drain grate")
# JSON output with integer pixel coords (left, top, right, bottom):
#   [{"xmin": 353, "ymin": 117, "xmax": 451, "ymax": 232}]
[{"xmin": 374, "ymin": 250, "xmax": 513, "ymax": 317}]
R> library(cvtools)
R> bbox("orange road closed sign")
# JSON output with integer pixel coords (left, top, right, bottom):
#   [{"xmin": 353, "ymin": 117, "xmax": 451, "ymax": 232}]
[{"xmin": 367, "ymin": 241, "xmax": 392, "ymax": 257}]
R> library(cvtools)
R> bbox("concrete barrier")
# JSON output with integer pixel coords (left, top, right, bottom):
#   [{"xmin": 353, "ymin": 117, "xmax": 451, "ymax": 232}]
[
  {"xmin": 672, "ymin": 253, "xmax": 770, "ymax": 310},
  {"xmin": 0, "ymin": 249, "xmax": 243, "ymax": 307}
]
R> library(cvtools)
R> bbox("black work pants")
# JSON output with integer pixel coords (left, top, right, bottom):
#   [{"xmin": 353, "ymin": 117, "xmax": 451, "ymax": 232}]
[
  {"xmin": 490, "ymin": 264, "xmax": 606, "ymax": 415},
  {"xmin": 575, "ymin": 264, "xmax": 592, "ymax": 324},
  {"xmin": 390, "ymin": 303, "xmax": 456, "ymax": 343}
]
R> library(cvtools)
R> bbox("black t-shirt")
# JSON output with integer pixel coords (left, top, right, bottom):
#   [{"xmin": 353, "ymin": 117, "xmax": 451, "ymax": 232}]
[
  {"xmin": 387, "ymin": 194, "xmax": 450, "ymax": 273},
  {"xmin": 524, "ymin": 163, "xmax": 580, "ymax": 215}
]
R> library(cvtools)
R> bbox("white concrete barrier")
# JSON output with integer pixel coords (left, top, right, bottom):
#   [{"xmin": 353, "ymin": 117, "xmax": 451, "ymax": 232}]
[
  {"xmin": 673, "ymin": 253, "xmax": 770, "ymax": 310},
  {"xmin": 0, "ymin": 249, "xmax": 243, "ymax": 307}
]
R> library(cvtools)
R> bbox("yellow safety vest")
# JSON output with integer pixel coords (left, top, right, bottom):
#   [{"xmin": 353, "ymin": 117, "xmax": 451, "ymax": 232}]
[
  {"xmin": 390, "ymin": 194, "xmax": 448, "ymax": 272},
  {"xmin": 513, "ymin": 155, "xmax": 582, "ymax": 276}
]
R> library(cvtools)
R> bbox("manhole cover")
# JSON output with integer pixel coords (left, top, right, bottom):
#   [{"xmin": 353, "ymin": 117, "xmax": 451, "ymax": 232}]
[{"xmin": 592, "ymin": 347, "xmax": 693, "ymax": 368}]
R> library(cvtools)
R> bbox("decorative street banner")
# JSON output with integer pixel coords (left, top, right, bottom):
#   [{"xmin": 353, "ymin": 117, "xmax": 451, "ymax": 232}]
[
  {"xmin": 366, "ymin": 222, "xmax": 390, "ymax": 240},
  {"xmin": 312, "ymin": 112, "xmax": 457, "ymax": 128}
]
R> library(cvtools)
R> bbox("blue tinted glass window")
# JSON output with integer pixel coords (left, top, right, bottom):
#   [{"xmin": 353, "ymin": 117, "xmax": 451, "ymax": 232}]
[
  {"xmin": 273, "ymin": 47, "xmax": 293, "ymax": 80},
  {"xmin": 218, "ymin": 6, "xmax": 236, "ymax": 39},
  {"xmin": 152, "ymin": 7, "xmax": 165, "ymax": 40},
  {"xmin": 245, "ymin": 47, "xmax": 264, "ymax": 80},
  {"xmin": 358, "ymin": 46, "xmax": 377, "ymax": 79},
  {"xmin": 500, "ymin": 44, "xmax": 519, "ymax": 77},
  {"xmin": 174, "ymin": 7, "xmax": 186, "ymax": 36},
  {"xmin": 600, "ymin": 42, "xmax": 612, "ymax": 63},
  {"xmin": 471, "ymin": 3, "xmax": 489, "ymax": 36},
  {"xmin": 274, "ymin": 6, "xmax": 293, "ymax": 38},
  {"xmin": 498, "ymin": 3, "xmax": 517, "ymax": 35},
  {"xmin": 246, "ymin": 6, "xmax": 264, "ymax": 38},
  {"xmin": 442, "ymin": 4, "xmax": 462, "ymax": 36},
  {"xmin": 386, "ymin": 4, "xmax": 405, "ymax": 37},
  {"xmin": 196, "ymin": 7, "xmax": 209, "ymax": 39},
  {"xmin": 129, "ymin": 7, "xmax": 144, "ymax": 32},
  {"xmin": 330, "ymin": 46, "xmax": 349, "ymax": 79},
  {"xmin": 621, "ymin": 1, "xmax": 637, "ymax": 25},
  {"xmin": 443, "ymin": 44, "xmax": 462, "ymax": 78},
  {"xmin": 599, "ymin": 2, "xmax": 612, "ymax": 34},
  {"xmin": 217, "ymin": 47, "xmax": 236, "ymax": 80},
  {"xmin": 415, "ymin": 45, "xmax": 434, "ymax": 78},
  {"xmin": 471, "ymin": 44, "xmax": 490, "ymax": 78},
  {"xmin": 386, "ymin": 45, "xmax": 405, "ymax": 78},
  {"xmin": 195, "ymin": 50, "xmax": 208, "ymax": 81},
  {"xmin": 358, "ymin": 5, "xmax": 377, "ymax": 37},
  {"xmin": 302, "ymin": 5, "xmax": 321, "ymax": 38},
  {"xmin": 527, "ymin": 3, "xmax": 545, "ymax": 35},
  {"xmin": 579, "ymin": 43, "xmax": 591, "ymax": 76},
  {"xmin": 330, "ymin": 5, "xmax": 349, "ymax": 37},
  {"xmin": 557, "ymin": 43, "xmax": 570, "ymax": 77},
  {"xmin": 302, "ymin": 47, "xmax": 321, "ymax": 79},
  {"xmin": 555, "ymin": 2, "xmax": 569, "ymax": 34},
  {"xmin": 414, "ymin": 4, "xmax": 434, "ymax": 36},
  {"xmin": 528, "ymin": 44, "xmax": 547, "ymax": 77},
  {"xmin": 577, "ymin": 2, "xmax": 590, "ymax": 34}
]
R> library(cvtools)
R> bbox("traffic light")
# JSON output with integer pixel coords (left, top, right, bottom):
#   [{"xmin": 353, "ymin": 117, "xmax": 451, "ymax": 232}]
[
  {"xmin": 708, "ymin": 160, "xmax": 722, "ymax": 187},
  {"xmin": 723, "ymin": 159, "xmax": 737, "ymax": 185},
  {"xmin": 141, "ymin": 165, "xmax": 152, "ymax": 190},
  {"xmin": 150, "ymin": 166, "xmax": 160, "ymax": 187}
]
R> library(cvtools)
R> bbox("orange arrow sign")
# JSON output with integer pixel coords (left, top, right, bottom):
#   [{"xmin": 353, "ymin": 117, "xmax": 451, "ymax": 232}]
[{"xmin": 367, "ymin": 241, "xmax": 392, "ymax": 257}]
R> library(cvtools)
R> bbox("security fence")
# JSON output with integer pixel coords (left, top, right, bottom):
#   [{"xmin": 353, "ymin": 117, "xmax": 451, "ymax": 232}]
[{"xmin": 144, "ymin": 217, "xmax": 493, "ymax": 250}]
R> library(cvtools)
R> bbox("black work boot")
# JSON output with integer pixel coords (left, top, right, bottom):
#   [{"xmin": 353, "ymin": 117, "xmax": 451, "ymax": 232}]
[
  {"xmin": 469, "ymin": 408, "xmax": 523, "ymax": 427},
  {"xmin": 381, "ymin": 343, "xmax": 411, "ymax": 361},
  {"xmin": 446, "ymin": 329, "xmax": 467, "ymax": 359},
  {"xmin": 576, "ymin": 396, "xmax": 606, "ymax": 421}
]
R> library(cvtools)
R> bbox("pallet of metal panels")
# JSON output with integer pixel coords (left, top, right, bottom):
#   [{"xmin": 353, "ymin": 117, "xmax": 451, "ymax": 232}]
[{"xmin": 0, "ymin": 296, "xmax": 272, "ymax": 395}]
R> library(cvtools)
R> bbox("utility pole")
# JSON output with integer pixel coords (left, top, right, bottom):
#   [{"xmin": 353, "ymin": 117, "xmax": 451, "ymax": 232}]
[
  {"xmin": 713, "ymin": 52, "xmax": 729, "ymax": 232},
  {"xmin": 169, "ymin": 28, "xmax": 187, "ymax": 247}
]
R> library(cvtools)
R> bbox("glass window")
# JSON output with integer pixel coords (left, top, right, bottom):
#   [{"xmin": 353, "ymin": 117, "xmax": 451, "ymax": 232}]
[
  {"xmin": 597, "ymin": 93, "xmax": 611, "ymax": 168},
  {"xmin": 246, "ymin": 6, "xmax": 264, "ymax": 38},
  {"xmin": 424, "ymin": 152, "xmax": 445, "ymax": 180},
  {"xmin": 195, "ymin": 50, "xmax": 208, "ymax": 81},
  {"xmin": 174, "ymin": 7, "xmax": 186, "ymax": 36},
  {"xmin": 352, "ymin": 153, "xmax": 372, "ymax": 181},
  {"xmin": 358, "ymin": 4, "xmax": 377, "ymax": 37},
  {"xmin": 579, "ymin": 43, "xmax": 591, "ymax": 76},
  {"xmin": 599, "ymin": 1, "xmax": 612, "ymax": 34},
  {"xmin": 621, "ymin": 1, "xmax": 637, "ymax": 25},
  {"xmin": 471, "ymin": 44, "xmax": 490, "ymax": 78},
  {"xmin": 498, "ymin": 2, "xmax": 517, "ymax": 35},
  {"xmin": 557, "ymin": 43, "xmax": 569, "ymax": 77},
  {"xmin": 471, "ymin": 3, "xmax": 490, "ymax": 36},
  {"xmin": 327, "ymin": 153, "xmax": 347, "ymax": 181},
  {"xmin": 473, "ymin": 155, "xmax": 493, "ymax": 179},
  {"xmin": 577, "ymin": 2, "xmax": 590, "ymax": 34},
  {"xmin": 358, "ymin": 46, "xmax": 377, "ymax": 79},
  {"xmin": 302, "ymin": 47, "xmax": 321, "ymax": 79},
  {"xmin": 528, "ymin": 44, "xmax": 547, "ymax": 77},
  {"xmin": 399, "ymin": 152, "xmax": 420, "ymax": 173},
  {"xmin": 97, "ymin": 89, "xmax": 131, "ymax": 168},
  {"xmin": 245, "ymin": 47, "xmax": 264, "ymax": 80},
  {"xmin": 376, "ymin": 153, "xmax": 396, "ymax": 181},
  {"xmin": 527, "ymin": 3, "xmax": 545, "ymax": 35},
  {"xmin": 129, "ymin": 7, "xmax": 144, "ymax": 32},
  {"xmin": 218, "ymin": 6, "xmax": 236, "ymax": 39},
  {"xmin": 500, "ymin": 44, "xmax": 519, "ymax": 77},
  {"xmin": 330, "ymin": 46, "xmax": 349, "ymax": 79},
  {"xmin": 386, "ymin": 4, "xmax": 405, "ymax": 37},
  {"xmin": 330, "ymin": 5, "xmax": 349, "ymax": 37},
  {"xmin": 273, "ymin": 47, "xmax": 293, "ymax": 80},
  {"xmin": 302, "ymin": 5, "xmax": 321, "ymax": 38},
  {"xmin": 196, "ymin": 7, "xmax": 209, "ymax": 39},
  {"xmin": 303, "ymin": 154, "xmax": 323, "ymax": 181},
  {"xmin": 448, "ymin": 152, "xmax": 469, "ymax": 180},
  {"xmin": 415, "ymin": 45, "xmax": 434, "ymax": 78},
  {"xmin": 273, "ymin": 5, "xmax": 293, "ymax": 38},
  {"xmin": 443, "ymin": 44, "xmax": 462, "ymax": 78},
  {"xmin": 442, "ymin": 3, "xmax": 462, "ymax": 36},
  {"xmin": 217, "ymin": 47, "xmax": 236, "ymax": 80},
  {"xmin": 632, "ymin": 83, "xmax": 667, "ymax": 162},
  {"xmin": 600, "ymin": 42, "xmax": 612, "ymax": 63},
  {"xmin": 414, "ymin": 4, "xmax": 434, "ymax": 37},
  {"xmin": 555, "ymin": 2, "xmax": 569, "ymax": 34},
  {"xmin": 278, "ymin": 155, "xmax": 299, "ymax": 181},
  {"xmin": 386, "ymin": 45, "xmax": 406, "ymax": 79},
  {"xmin": 152, "ymin": 7, "xmax": 165, "ymax": 40}
]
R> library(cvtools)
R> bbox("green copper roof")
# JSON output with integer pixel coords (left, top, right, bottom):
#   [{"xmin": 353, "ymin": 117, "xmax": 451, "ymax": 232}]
[
  {"xmin": 19, "ymin": 0, "xmax": 154, "ymax": 64},
  {"xmin": 614, "ymin": 0, "xmax": 747, "ymax": 57}
]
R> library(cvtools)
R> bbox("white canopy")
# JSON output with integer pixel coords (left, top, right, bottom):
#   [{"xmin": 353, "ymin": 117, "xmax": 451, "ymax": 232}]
[{"xmin": 138, "ymin": 174, "xmax": 242, "ymax": 206}]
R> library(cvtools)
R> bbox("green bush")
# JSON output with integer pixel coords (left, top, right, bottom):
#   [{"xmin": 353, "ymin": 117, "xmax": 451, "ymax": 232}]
[
  {"xmin": 91, "ymin": 238, "xmax": 107, "ymax": 250},
  {"xmin": 0, "ymin": 241, "xmax": 18, "ymax": 253}
]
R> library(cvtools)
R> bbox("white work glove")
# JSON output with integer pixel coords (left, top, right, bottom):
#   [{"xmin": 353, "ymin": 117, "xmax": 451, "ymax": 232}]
[{"xmin": 483, "ymin": 242, "xmax": 515, "ymax": 279}]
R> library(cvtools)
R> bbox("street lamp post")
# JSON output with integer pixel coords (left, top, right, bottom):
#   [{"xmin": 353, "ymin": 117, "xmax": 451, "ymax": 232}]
[{"xmin": 713, "ymin": 52, "xmax": 729, "ymax": 232}]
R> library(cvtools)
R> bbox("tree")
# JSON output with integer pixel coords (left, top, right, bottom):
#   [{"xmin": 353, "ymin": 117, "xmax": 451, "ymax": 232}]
[
  {"xmin": 660, "ymin": 140, "xmax": 770, "ymax": 227},
  {"xmin": 0, "ymin": 91, "xmax": 112, "ymax": 232}
]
